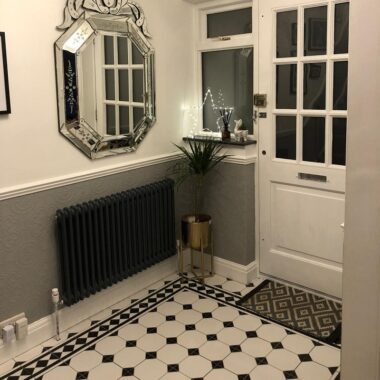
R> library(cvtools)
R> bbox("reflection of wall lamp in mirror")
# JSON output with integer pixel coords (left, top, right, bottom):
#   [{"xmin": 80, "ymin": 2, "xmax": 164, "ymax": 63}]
[{"xmin": 54, "ymin": 0, "xmax": 156, "ymax": 159}]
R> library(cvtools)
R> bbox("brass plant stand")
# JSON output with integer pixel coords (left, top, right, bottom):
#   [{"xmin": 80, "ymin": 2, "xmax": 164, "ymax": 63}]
[{"xmin": 179, "ymin": 215, "xmax": 214, "ymax": 282}]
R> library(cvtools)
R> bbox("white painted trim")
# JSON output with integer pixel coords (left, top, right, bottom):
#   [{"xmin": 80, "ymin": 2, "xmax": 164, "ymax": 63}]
[
  {"xmin": 224, "ymin": 154, "xmax": 257, "ymax": 165},
  {"xmin": 183, "ymin": 250, "xmax": 258, "ymax": 285},
  {"xmin": 0, "ymin": 152, "xmax": 257, "ymax": 201},
  {"xmin": 0, "ymin": 256, "xmax": 179, "ymax": 364},
  {"xmin": 0, "ymin": 152, "xmax": 181, "ymax": 201},
  {"xmin": 213, "ymin": 257, "xmax": 258, "ymax": 284}
]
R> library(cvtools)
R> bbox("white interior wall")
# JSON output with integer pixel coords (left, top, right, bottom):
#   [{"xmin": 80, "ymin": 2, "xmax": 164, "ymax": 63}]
[
  {"xmin": 0, "ymin": 0, "xmax": 195, "ymax": 189},
  {"xmin": 341, "ymin": 0, "xmax": 380, "ymax": 378}
]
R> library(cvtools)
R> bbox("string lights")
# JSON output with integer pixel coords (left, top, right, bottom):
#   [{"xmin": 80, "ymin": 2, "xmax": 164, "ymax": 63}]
[{"xmin": 185, "ymin": 88, "xmax": 234, "ymax": 137}]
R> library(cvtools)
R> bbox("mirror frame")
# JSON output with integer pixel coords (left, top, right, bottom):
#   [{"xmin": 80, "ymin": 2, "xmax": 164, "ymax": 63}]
[{"xmin": 55, "ymin": 1, "xmax": 156, "ymax": 159}]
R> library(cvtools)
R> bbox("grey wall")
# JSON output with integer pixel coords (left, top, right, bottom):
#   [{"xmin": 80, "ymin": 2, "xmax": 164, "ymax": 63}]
[
  {"xmin": 0, "ymin": 161, "xmax": 255, "ymax": 324},
  {"xmin": 202, "ymin": 163, "xmax": 255, "ymax": 266}
]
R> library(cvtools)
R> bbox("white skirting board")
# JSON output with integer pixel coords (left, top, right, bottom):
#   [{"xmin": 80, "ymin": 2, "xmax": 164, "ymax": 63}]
[
  {"xmin": 0, "ymin": 255, "xmax": 257, "ymax": 364},
  {"xmin": 182, "ymin": 249, "xmax": 257, "ymax": 285}
]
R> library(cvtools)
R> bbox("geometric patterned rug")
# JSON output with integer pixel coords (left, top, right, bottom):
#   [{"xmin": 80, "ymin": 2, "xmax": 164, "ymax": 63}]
[{"xmin": 238, "ymin": 280, "xmax": 342, "ymax": 345}]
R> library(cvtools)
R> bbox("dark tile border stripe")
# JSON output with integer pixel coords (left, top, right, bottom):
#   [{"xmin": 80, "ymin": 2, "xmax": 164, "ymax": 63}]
[{"xmin": 1, "ymin": 276, "xmax": 340, "ymax": 380}]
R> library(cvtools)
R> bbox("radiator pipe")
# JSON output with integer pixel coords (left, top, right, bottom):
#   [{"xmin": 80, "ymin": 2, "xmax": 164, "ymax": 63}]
[{"xmin": 52, "ymin": 288, "xmax": 63, "ymax": 341}]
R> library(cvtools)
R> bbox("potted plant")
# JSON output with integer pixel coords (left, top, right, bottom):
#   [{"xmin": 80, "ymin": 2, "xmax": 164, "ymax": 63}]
[{"xmin": 169, "ymin": 138, "xmax": 230, "ymax": 252}]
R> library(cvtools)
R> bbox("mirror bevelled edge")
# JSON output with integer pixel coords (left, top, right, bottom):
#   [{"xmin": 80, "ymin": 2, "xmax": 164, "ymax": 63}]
[{"xmin": 55, "ymin": 0, "xmax": 156, "ymax": 159}]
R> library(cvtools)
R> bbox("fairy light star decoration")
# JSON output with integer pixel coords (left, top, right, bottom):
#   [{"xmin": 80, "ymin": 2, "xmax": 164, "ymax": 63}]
[{"xmin": 186, "ymin": 88, "xmax": 234, "ymax": 141}]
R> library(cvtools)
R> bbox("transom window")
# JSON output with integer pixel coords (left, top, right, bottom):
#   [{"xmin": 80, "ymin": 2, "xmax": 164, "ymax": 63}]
[
  {"xmin": 197, "ymin": 3, "xmax": 255, "ymax": 135},
  {"xmin": 274, "ymin": 2, "xmax": 349, "ymax": 166}
]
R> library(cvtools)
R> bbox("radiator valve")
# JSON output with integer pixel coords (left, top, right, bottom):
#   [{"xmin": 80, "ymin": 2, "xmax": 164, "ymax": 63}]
[{"xmin": 52, "ymin": 288, "xmax": 63, "ymax": 341}]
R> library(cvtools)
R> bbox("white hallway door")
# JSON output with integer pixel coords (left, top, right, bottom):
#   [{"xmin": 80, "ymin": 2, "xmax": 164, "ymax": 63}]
[{"xmin": 258, "ymin": 0, "xmax": 349, "ymax": 297}]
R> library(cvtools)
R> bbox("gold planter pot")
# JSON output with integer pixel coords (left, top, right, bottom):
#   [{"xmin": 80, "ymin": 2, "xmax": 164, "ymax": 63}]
[{"xmin": 180, "ymin": 214, "xmax": 214, "ymax": 282}]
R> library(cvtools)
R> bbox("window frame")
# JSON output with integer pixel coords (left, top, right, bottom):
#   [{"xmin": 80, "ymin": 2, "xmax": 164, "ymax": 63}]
[{"xmin": 194, "ymin": 0, "xmax": 258, "ymax": 138}]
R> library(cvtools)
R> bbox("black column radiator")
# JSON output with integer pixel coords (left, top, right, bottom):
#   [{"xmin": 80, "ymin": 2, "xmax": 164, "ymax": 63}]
[{"xmin": 56, "ymin": 179, "xmax": 176, "ymax": 306}]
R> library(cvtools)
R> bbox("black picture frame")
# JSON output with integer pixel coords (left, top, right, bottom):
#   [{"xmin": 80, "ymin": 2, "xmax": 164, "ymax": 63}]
[{"xmin": 0, "ymin": 32, "xmax": 11, "ymax": 114}]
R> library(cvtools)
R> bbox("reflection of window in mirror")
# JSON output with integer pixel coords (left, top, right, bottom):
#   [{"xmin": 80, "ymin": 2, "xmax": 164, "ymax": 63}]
[{"xmin": 96, "ymin": 34, "xmax": 145, "ymax": 136}]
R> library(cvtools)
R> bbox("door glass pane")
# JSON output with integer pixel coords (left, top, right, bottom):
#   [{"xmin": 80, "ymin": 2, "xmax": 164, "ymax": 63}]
[
  {"xmin": 119, "ymin": 70, "xmax": 129, "ymax": 101},
  {"xmin": 104, "ymin": 36, "xmax": 114, "ymax": 64},
  {"xmin": 133, "ymin": 107, "xmax": 144, "ymax": 129},
  {"xmin": 277, "ymin": 10, "xmax": 298, "ymax": 58},
  {"xmin": 332, "ymin": 118, "xmax": 347, "ymax": 166},
  {"xmin": 106, "ymin": 105, "xmax": 116, "ymax": 135},
  {"xmin": 117, "ymin": 37, "xmax": 128, "ymax": 64},
  {"xmin": 207, "ymin": 8, "xmax": 252, "ymax": 38},
  {"xmin": 105, "ymin": 70, "xmax": 115, "ymax": 101},
  {"xmin": 304, "ymin": 63, "xmax": 326, "ymax": 110},
  {"xmin": 335, "ymin": 3, "xmax": 350, "ymax": 54},
  {"xmin": 304, "ymin": 6, "xmax": 327, "ymax": 56},
  {"xmin": 119, "ymin": 106, "xmax": 129, "ymax": 134},
  {"xmin": 276, "ymin": 116, "xmax": 297, "ymax": 160},
  {"xmin": 276, "ymin": 64, "xmax": 297, "ymax": 109},
  {"xmin": 132, "ymin": 44, "xmax": 144, "ymax": 65},
  {"xmin": 303, "ymin": 117, "xmax": 325, "ymax": 163},
  {"xmin": 333, "ymin": 61, "xmax": 348, "ymax": 110},
  {"xmin": 202, "ymin": 48, "xmax": 253, "ymax": 133},
  {"xmin": 133, "ymin": 70, "xmax": 144, "ymax": 103}
]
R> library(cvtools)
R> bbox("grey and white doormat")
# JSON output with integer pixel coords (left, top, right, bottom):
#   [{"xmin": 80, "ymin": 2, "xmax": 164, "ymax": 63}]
[{"xmin": 238, "ymin": 279, "xmax": 342, "ymax": 345}]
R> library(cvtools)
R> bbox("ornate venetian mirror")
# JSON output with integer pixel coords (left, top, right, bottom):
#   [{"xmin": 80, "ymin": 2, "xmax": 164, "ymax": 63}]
[{"xmin": 55, "ymin": 0, "xmax": 155, "ymax": 159}]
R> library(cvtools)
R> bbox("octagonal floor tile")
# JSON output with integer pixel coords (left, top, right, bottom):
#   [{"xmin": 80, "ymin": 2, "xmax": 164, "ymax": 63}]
[
  {"xmin": 204, "ymin": 275, "xmax": 227, "ymax": 286},
  {"xmin": 114, "ymin": 347, "xmax": 145, "ymax": 367},
  {"xmin": 95, "ymin": 336, "xmax": 125, "ymax": 355},
  {"xmin": 310, "ymin": 345, "xmax": 341, "ymax": 367},
  {"xmin": 199, "ymin": 341, "xmax": 231, "ymax": 361},
  {"xmin": 223, "ymin": 352, "xmax": 257, "ymax": 374},
  {"xmin": 118, "ymin": 324, "xmax": 146, "ymax": 341},
  {"xmin": 217, "ymin": 327, "xmax": 247, "ymax": 345},
  {"xmin": 161, "ymin": 373, "xmax": 190, "ymax": 380},
  {"xmin": 42, "ymin": 365, "xmax": 77, "ymax": 380},
  {"xmin": 234, "ymin": 314, "xmax": 262, "ymax": 332},
  {"xmin": 174, "ymin": 291, "xmax": 200, "ymax": 305},
  {"xmin": 157, "ymin": 321, "xmax": 185, "ymax": 338},
  {"xmin": 157, "ymin": 344, "xmax": 188, "ymax": 364},
  {"xmin": 70, "ymin": 350, "xmax": 102, "ymax": 371},
  {"xmin": 196, "ymin": 318, "xmax": 224, "ymax": 335},
  {"xmin": 157, "ymin": 301, "xmax": 183, "ymax": 316},
  {"xmin": 222, "ymin": 281, "xmax": 246, "ymax": 293},
  {"xmin": 267, "ymin": 349, "xmax": 300, "ymax": 371},
  {"xmin": 139, "ymin": 312, "xmax": 166, "ymax": 328},
  {"xmin": 177, "ymin": 331, "xmax": 207, "ymax": 348},
  {"xmin": 212, "ymin": 306, "xmax": 240, "ymax": 322},
  {"xmin": 192, "ymin": 299, "xmax": 219, "ymax": 313},
  {"xmin": 205, "ymin": 368, "xmax": 236, "ymax": 379},
  {"xmin": 296, "ymin": 361, "xmax": 333, "ymax": 380},
  {"xmin": 250, "ymin": 364, "xmax": 286, "ymax": 380},
  {"xmin": 137, "ymin": 333, "xmax": 166, "ymax": 352},
  {"xmin": 241, "ymin": 337, "xmax": 273, "ymax": 357},
  {"xmin": 176, "ymin": 310, "xmax": 202, "ymax": 325},
  {"xmin": 257, "ymin": 324, "xmax": 287, "ymax": 342},
  {"xmin": 135, "ymin": 358, "xmax": 167, "ymax": 380},
  {"xmin": 282, "ymin": 334, "xmax": 315, "ymax": 355},
  {"xmin": 180, "ymin": 355, "xmax": 212, "ymax": 378},
  {"xmin": 88, "ymin": 363, "xmax": 122, "ymax": 380}
]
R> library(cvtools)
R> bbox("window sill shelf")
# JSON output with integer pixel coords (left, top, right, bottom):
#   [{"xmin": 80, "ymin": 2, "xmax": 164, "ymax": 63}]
[{"xmin": 183, "ymin": 137, "xmax": 257, "ymax": 147}]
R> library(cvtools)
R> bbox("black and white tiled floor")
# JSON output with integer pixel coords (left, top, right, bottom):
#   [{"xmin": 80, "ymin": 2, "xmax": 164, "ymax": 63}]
[{"xmin": 0, "ymin": 274, "xmax": 340, "ymax": 380}]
